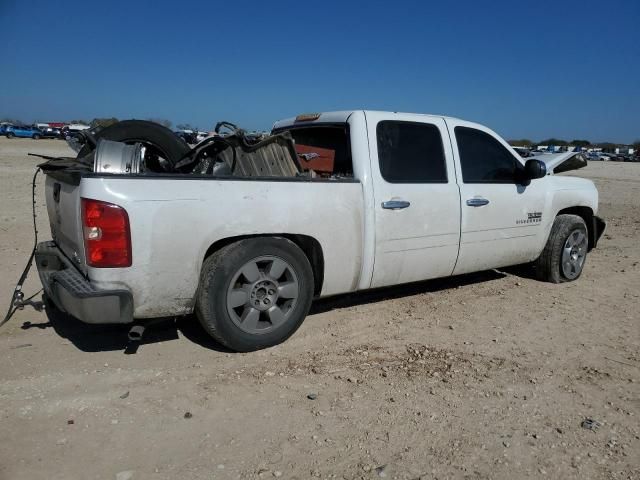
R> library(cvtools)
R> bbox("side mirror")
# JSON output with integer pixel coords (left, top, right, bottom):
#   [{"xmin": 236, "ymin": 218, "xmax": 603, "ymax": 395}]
[{"xmin": 524, "ymin": 159, "xmax": 546, "ymax": 180}]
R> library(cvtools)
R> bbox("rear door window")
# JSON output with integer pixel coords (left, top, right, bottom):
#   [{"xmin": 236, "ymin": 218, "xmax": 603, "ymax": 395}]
[{"xmin": 376, "ymin": 121, "xmax": 447, "ymax": 183}]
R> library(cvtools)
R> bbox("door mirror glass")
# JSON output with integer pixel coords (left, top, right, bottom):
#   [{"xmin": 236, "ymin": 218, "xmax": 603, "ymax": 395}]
[{"xmin": 524, "ymin": 159, "xmax": 546, "ymax": 180}]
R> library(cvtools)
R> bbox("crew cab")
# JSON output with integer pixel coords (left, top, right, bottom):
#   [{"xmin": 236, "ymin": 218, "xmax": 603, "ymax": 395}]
[{"xmin": 35, "ymin": 111, "xmax": 605, "ymax": 351}]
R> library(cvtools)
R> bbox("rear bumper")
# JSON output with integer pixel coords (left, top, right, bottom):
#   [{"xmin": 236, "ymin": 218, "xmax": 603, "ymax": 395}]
[{"xmin": 35, "ymin": 241, "xmax": 133, "ymax": 324}]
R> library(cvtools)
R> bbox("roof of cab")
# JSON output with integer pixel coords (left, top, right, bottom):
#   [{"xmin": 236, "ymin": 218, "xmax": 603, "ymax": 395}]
[
  {"xmin": 273, "ymin": 111, "xmax": 355, "ymax": 129},
  {"xmin": 272, "ymin": 110, "xmax": 463, "ymax": 130}
]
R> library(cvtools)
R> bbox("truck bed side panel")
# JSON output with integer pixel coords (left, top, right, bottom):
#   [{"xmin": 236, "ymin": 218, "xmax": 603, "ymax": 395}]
[{"xmin": 79, "ymin": 177, "xmax": 364, "ymax": 318}]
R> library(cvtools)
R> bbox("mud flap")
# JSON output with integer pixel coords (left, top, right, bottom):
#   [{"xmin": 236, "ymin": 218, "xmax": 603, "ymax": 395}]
[{"xmin": 590, "ymin": 216, "xmax": 606, "ymax": 250}]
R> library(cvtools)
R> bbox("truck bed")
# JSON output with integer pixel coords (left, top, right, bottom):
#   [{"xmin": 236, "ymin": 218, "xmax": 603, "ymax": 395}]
[{"xmin": 45, "ymin": 172, "xmax": 364, "ymax": 318}]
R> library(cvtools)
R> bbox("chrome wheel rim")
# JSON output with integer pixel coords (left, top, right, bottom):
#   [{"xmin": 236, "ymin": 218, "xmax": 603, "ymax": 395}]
[
  {"xmin": 561, "ymin": 229, "xmax": 587, "ymax": 279},
  {"xmin": 226, "ymin": 256, "xmax": 299, "ymax": 334}
]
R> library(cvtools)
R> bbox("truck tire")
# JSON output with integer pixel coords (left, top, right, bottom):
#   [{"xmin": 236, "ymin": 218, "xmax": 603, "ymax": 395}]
[
  {"xmin": 196, "ymin": 237, "xmax": 314, "ymax": 352},
  {"xmin": 534, "ymin": 214, "xmax": 588, "ymax": 283},
  {"xmin": 78, "ymin": 120, "xmax": 190, "ymax": 168}
]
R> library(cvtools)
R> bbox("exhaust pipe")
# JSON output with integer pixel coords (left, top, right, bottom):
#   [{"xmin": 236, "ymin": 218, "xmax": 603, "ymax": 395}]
[{"xmin": 128, "ymin": 324, "xmax": 145, "ymax": 342}]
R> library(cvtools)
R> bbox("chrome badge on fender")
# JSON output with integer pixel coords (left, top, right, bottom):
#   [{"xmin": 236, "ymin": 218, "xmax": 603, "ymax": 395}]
[{"xmin": 516, "ymin": 212, "xmax": 542, "ymax": 225}]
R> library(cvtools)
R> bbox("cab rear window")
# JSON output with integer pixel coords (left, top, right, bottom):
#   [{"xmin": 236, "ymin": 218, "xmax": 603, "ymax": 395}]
[{"xmin": 274, "ymin": 125, "xmax": 353, "ymax": 178}]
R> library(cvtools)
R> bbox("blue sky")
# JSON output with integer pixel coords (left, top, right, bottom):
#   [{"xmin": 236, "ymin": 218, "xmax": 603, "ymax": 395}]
[{"xmin": 1, "ymin": 0, "xmax": 638, "ymax": 142}]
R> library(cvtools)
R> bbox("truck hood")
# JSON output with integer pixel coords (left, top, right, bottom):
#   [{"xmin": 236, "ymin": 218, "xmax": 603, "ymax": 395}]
[{"xmin": 530, "ymin": 152, "xmax": 588, "ymax": 174}]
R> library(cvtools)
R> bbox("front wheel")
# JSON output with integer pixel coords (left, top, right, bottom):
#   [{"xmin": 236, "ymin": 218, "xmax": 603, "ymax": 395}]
[
  {"xmin": 196, "ymin": 237, "xmax": 314, "ymax": 352},
  {"xmin": 6, "ymin": 132, "xmax": 14, "ymax": 138},
  {"xmin": 534, "ymin": 214, "xmax": 588, "ymax": 283},
  {"xmin": 32, "ymin": 134, "xmax": 41, "ymax": 139}
]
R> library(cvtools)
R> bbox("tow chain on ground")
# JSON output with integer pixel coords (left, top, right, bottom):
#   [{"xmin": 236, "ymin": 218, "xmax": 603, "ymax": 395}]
[{"xmin": 1, "ymin": 167, "xmax": 43, "ymax": 327}]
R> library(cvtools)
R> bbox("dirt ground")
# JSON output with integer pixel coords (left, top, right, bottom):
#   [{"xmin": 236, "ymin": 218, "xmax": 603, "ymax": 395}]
[{"xmin": 0, "ymin": 137, "xmax": 638, "ymax": 480}]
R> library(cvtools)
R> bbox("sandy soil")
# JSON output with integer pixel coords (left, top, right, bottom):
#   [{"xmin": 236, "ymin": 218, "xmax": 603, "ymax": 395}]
[{"xmin": 0, "ymin": 138, "xmax": 638, "ymax": 480}]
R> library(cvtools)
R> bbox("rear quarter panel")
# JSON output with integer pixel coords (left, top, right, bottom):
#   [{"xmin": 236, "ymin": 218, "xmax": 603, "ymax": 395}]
[{"xmin": 79, "ymin": 177, "xmax": 364, "ymax": 318}]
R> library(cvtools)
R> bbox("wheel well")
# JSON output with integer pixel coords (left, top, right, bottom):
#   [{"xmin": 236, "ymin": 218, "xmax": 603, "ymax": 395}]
[
  {"xmin": 557, "ymin": 206, "xmax": 595, "ymax": 249},
  {"xmin": 203, "ymin": 234, "xmax": 325, "ymax": 296}
]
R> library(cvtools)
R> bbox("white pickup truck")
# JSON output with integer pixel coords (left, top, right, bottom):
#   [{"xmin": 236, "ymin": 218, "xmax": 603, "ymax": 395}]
[{"xmin": 35, "ymin": 111, "xmax": 605, "ymax": 351}]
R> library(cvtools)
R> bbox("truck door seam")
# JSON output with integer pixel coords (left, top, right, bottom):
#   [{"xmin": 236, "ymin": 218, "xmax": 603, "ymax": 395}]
[{"xmin": 443, "ymin": 119, "xmax": 463, "ymax": 275}]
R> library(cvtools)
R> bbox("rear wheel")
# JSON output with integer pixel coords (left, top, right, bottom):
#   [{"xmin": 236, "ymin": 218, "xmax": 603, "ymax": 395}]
[
  {"xmin": 535, "ymin": 214, "xmax": 588, "ymax": 283},
  {"xmin": 196, "ymin": 237, "xmax": 314, "ymax": 352}
]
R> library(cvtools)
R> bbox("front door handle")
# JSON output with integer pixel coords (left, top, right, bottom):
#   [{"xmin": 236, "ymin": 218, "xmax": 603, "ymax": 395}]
[
  {"xmin": 382, "ymin": 200, "xmax": 411, "ymax": 210},
  {"xmin": 466, "ymin": 197, "xmax": 490, "ymax": 207}
]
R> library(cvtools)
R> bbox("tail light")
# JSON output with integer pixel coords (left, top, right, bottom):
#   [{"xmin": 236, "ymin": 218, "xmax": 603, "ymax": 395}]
[{"xmin": 81, "ymin": 198, "xmax": 132, "ymax": 267}]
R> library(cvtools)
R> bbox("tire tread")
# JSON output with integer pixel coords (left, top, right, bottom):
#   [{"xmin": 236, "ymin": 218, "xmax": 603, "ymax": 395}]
[
  {"xmin": 535, "ymin": 214, "xmax": 587, "ymax": 283},
  {"xmin": 195, "ymin": 243, "xmax": 239, "ymax": 349}
]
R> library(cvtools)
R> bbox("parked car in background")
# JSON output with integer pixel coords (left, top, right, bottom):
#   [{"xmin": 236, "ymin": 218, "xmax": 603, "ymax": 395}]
[
  {"xmin": 196, "ymin": 131, "xmax": 210, "ymax": 142},
  {"xmin": 38, "ymin": 126, "xmax": 62, "ymax": 139},
  {"xmin": 174, "ymin": 130, "xmax": 198, "ymax": 144},
  {"xmin": 61, "ymin": 124, "xmax": 91, "ymax": 140},
  {"xmin": 5, "ymin": 125, "xmax": 43, "ymax": 139},
  {"xmin": 512, "ymin": 146, "xmax": 532, "ymax": 158}
]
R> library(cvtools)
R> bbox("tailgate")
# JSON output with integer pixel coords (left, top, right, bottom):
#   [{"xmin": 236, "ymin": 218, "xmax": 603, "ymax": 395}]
[{"xmin": 44, "ymin": 175, "xmax": 87, "ymax": 273}]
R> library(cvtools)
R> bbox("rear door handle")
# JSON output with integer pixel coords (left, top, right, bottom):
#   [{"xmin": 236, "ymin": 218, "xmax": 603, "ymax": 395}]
[
  {"xmin": 466, "ymin": 197, "xmax": 490, "ymax": 207},
  {"xmin": 382, "ymin": 200, "xmax": 410, "ymax": 210}
]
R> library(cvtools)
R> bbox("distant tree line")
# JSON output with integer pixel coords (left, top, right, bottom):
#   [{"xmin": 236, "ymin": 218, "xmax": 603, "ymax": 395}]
[
  {"xmin": 0, "ymin": 117, "xmax": 26, "ymax": 125},
  {"xmin": 89, "ymin": 117, "xmax": 173, "ymax": 129},
  {"xmin": 176, "ymin": 123, "xmax": 197, "ymax": 131},
  {"xmin": 89, "ymin": 118, "xmax": 118, "ymax": 128}
]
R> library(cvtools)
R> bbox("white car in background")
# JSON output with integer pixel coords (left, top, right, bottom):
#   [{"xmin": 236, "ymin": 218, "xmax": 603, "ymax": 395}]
[{"xmin": 196, "ymin": 131, "xmax": 210, "ymax": 142}]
